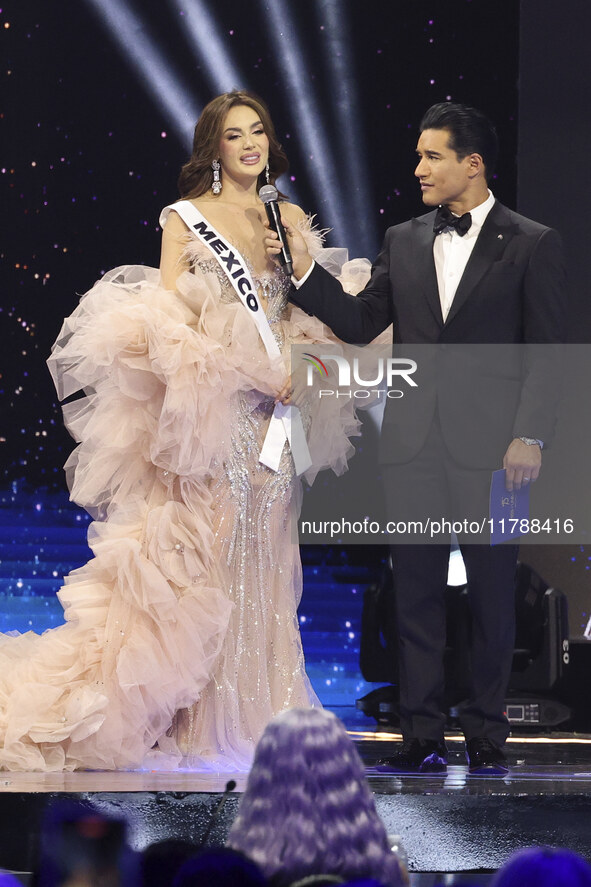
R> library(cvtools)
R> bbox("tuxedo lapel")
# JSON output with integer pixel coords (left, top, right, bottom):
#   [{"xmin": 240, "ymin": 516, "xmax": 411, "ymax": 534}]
[
  {"xmin": 445, "ymin": 202, "xmax": 518, "ymax": 326},
  {"xmin": 411, "ymin": 213, "xmax": 443, "ymax": 327}
]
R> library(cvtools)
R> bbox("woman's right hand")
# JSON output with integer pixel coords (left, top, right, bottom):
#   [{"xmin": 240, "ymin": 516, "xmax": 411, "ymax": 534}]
[{"xmin": 263, "ymin": 216, "xmax": 313, "ymax": 280}]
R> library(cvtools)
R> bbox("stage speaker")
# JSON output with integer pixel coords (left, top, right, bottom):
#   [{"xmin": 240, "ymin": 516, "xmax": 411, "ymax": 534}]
[
  {"xmin": 504, "ymin": 697, "xmax": 572, "ymax": 727},
  {"xmin": 357, "ymin": 560, "xmax": 571, "ymax": 729},
  {"xmin": 509, "ymin": 562, "xmax": 570, "ymax": 692},
  {"xmin": 357, "ymin": 690, "xmax": 572, "ymax": 729}
]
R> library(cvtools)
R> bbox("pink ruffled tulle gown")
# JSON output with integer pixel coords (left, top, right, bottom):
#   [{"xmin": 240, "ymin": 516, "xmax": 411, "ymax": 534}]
[{"xmin": 0, "ymin": 220, "xmax": 371, "ymax": 771}]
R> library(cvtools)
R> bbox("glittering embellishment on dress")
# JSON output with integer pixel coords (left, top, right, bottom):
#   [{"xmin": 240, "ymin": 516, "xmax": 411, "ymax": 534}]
[{"xmin": 167, "ymin": 255, "xmax": 317, "ymax": 768}]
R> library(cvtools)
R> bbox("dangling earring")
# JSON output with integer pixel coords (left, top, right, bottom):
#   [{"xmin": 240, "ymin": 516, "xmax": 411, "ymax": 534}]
[
  {"xmin": 265, "ymin": 162, "xmax": 270, "ymax": 184},
  {"xmin": 211, "ymin": 159, "xmax": 222, "ymax": 195}
]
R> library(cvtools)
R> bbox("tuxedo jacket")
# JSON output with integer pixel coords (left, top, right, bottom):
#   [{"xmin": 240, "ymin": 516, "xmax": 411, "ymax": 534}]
[{"xmin": 290, "ymin": 201, "xmax": 567, "ymax": 468}]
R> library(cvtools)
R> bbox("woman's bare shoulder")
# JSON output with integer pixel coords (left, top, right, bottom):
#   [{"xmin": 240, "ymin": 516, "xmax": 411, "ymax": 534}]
[
  {"xmin": 164, "ymin": 196, "xmax": 216, "ymax": 233},
  {"xmin": 163, "ymin": 207, "xmax": 190, "ymax": 233}
]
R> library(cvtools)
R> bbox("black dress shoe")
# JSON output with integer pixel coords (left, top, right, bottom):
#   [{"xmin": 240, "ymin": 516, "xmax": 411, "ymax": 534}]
[
  {"xmin": 466, "ymin": 737, "xmax": 509, "ymax": 776},
  {"xmin": 376, "ymin": 738, "xmax": 447, "ymax": 773}
]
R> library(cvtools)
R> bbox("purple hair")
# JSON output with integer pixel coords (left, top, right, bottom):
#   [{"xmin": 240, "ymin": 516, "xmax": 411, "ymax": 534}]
[
  {"xmin": 491, "ymin": 847, "xmax": 591, "ymax": 887},
  {"xmin": 227, "ymin": 708, "xmax": 403, "ymax": 887}
]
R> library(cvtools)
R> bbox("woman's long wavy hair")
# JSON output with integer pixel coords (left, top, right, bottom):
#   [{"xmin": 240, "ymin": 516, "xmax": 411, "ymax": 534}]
[
  {"xmin": 178, "ymin": 90, "xmax": 289, "ymax": 199},
  {"xmin": 227, "ymin": 708, "xmax": 403, "ymax": 887}
]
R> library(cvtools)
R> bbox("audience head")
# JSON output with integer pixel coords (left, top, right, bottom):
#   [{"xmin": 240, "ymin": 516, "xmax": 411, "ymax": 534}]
[
  {"xmin": 172, "ymin": 847, "xmax": 266, "ymax": 887},
  {"xmin": 286, "ymin": 880, "xmax": 387, "ymax": 887},
  {"xmin": 227, "ymin": 708, "xmax": 403, "ymax": 887},
  {"xmin": 140, "ymin": 839, "xmax": 199, "ymax": 887},
  {"xmin": 491, "ymin": 846, "xmax": 591, "ymax": 887},
  {"xmin": 0, "ymin": 875, "xmax": 25, "ymax": 887},
  {"xmin": 33, "ymin": 798, "xmax": 136, "ymax": 887}
]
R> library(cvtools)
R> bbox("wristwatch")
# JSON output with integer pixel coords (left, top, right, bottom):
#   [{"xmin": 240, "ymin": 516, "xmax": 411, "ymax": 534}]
[{"xmin": 518, "ymin": 436, "xmax": 544, "ymax": 449}]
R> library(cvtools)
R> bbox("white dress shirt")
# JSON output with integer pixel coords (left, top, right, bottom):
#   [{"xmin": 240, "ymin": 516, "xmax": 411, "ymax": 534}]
[
  {"xmin": 434, "ymin": 190, "xmax": 496, "ymax": 321},
  {"xmin": 293, "ymin": 191, "xmax": 497, "ymax": 300}
]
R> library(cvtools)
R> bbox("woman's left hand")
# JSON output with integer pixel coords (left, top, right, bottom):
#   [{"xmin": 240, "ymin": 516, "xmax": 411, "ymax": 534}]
[{"xmin": 275, "ymin": 376, "xmax": 293, "ymax": 405}]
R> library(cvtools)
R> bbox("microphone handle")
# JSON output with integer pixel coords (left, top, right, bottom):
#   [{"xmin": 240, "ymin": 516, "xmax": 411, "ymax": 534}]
[
  {"xmin": 200, "ymin": 779, "xmax": 237, "ymax": 847},
  {"xmin": 264, "ymin": 201, "xmax": 293, "ymax": 276}
]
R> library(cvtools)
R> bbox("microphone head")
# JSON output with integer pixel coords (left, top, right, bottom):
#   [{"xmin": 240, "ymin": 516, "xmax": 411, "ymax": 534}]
[
  {"xmin": 259, "ymin": 184, "xmax": 278, "ymax": 204},
  {"xmin": 225, "ymin": 779, "xmax": 237, "ymax": 792}
]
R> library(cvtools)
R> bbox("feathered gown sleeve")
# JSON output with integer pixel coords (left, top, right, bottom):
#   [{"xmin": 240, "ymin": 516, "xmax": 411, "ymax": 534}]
[{"xmin": 282, "ymin": 221, "xmax": 391, "ymax": 483}]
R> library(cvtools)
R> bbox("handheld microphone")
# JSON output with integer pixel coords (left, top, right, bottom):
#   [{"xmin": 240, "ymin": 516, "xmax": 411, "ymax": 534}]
[{"xmin": 259, "ymin": 184, "xmax": 293, "ymax": 276}]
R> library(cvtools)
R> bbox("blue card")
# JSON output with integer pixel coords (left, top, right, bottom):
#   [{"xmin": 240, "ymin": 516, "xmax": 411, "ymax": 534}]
[{"xmin": 489, "ymin": 469, "xmax": 530, "ymax": 545}]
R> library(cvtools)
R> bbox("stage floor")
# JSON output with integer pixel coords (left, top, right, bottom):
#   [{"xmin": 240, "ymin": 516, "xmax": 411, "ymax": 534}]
[
  {"xmin": 1, "ymin": 723, "xmax": 590, "ymax": 879},
  {"xmin": 1, "ymin": 728, "xmax": 591, "ymax": 794}
]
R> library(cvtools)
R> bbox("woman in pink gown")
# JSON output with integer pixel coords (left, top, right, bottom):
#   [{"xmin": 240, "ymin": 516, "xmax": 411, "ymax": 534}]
[{"xmin": 0, "ymin": 91, "xmax": 368, "ymax": 772}]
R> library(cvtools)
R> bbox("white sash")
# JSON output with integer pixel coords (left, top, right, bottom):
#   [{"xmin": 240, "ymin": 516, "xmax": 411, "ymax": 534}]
[{"xmin": 160, "ymin": 200, "xmax": 312, "ymax": 475}]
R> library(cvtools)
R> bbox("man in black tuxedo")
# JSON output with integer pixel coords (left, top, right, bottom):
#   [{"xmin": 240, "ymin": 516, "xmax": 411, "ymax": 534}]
[{"xmin": 266, "ymin": 103, "xmax": 566, "ymax": 774}]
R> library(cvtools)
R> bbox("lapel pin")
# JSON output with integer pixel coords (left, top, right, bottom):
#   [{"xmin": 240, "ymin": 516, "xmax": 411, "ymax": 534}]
[{"xmin": 497, "ymin": 234, "xmax": 504, "ymax": 240}]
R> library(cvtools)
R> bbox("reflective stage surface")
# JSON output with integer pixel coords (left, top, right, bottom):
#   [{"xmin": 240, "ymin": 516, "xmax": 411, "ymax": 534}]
[{"xmin": 1, "ymin": 724, "xmax": 591, "ymax": 879}]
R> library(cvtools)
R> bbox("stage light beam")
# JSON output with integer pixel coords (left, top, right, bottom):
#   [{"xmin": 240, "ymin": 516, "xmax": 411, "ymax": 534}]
[
  {"xmin": 315, "ymin": 0, "xmax": 378, "ymax": 258},
  {"xmin": 256, "ymin": 0, "xmax": 346, "ymax": 246},
  {"xmin": 168, "ymin": 0, "xmax": 244, "ymax": 95},
  {"xmin": 84, "ymin": 0, "xmax": 201, "ymax": 147}
]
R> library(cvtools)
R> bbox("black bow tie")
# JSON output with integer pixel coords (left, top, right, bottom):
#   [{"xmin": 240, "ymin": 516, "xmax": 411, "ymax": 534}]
[{"xmin": 433, "ymin": 205, "xmax": 472, "ymax": 236}]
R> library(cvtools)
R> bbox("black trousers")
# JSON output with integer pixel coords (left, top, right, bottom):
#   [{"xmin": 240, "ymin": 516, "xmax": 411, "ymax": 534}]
[{"xmin": 383, "ymin": 415, "xmax": 518, "ymax": 746}]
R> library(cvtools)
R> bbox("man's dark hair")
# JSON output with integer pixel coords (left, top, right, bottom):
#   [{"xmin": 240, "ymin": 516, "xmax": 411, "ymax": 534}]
[{"xmin": 420, "ymin": 102, "xmax": 499, "ymax": 182}]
